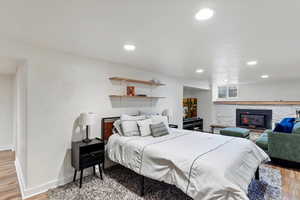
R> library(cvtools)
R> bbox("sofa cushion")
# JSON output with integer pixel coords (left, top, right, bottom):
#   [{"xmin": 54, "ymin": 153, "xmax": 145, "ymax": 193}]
[
  {"xmin": 256, "ymin": 133, "xmax": 268, "ymax": 151},
  {"xmin": 292, "ymin": 122, "xmax": 300, "ymax": 134},
  {"xmin": 273, "ymin": 117, "xmax": 295, "ymax": 133},
  {"xmin": 263, "ymin": 129, "xmax": 273, "ymax": 135},
  {"xmin": 220, "ymin": 127, "xmax": 250, "ymax": 138}
]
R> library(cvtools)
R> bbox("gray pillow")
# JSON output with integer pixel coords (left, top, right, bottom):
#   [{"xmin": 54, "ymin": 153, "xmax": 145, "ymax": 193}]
[{"xmin": 150, "ymin": 122, "xmax": 169, "ymax": 137}]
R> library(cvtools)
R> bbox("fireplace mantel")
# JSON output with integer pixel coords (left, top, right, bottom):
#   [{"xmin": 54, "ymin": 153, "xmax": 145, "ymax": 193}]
[{"xmin": 214, "ymin": 101, "xmax": 300, "ymax": 105}]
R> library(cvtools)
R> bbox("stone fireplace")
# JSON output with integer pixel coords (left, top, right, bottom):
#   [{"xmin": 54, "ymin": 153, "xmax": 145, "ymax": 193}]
[{"xmin": 236, "ymin": 109, "xmax": 272, "ymax": 129}]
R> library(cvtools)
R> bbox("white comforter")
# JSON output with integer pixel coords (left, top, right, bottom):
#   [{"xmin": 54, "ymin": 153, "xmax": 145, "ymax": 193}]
[{"xmin": 107, "ymin": 129, "xmax": 269, "ymax": 200}]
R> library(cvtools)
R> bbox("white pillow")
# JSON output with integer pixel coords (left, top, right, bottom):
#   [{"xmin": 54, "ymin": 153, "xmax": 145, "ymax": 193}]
[
  {"xmin": 150, "ymin": 116, "xmax": 169, "ymax": 128},
  {"xmin": 113, "ymin": 120, "xmax": 123, "ymax": 135},
  {"xmin": 137, "ymin": 119, "xmax": 152, "ymax": 137},
  {"xmin": 121, "ymin": 114, "xmax": 146, "ymax": 137}
]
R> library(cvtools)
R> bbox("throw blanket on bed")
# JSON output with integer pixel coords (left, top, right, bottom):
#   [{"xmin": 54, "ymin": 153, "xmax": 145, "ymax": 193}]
[{"xmin": 107, "ymin": 129, "xmax": 269, "ymax": 200}]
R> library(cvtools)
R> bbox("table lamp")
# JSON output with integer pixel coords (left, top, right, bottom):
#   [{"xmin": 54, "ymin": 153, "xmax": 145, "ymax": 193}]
[
  {"xmin": 79, "ymin": 112, "xmax": 97, "ymax": 143},
  {"xmin": 162, "ymin": 109, "xmax": 171, "ymax": 122}
]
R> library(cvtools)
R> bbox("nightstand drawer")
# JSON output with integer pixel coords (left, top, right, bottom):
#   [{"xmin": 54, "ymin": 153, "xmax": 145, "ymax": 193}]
[
  {"xmin": 81, "ymin": 143, "xmax": 104, "ymax": 154},
  {"xmin": 80, "ymin": 150, "xmax": 104, "ymax": 168}
]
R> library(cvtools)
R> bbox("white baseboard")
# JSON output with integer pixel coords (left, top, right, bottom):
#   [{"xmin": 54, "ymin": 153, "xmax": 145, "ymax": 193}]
[
  {"xmin": 0, "ymin": 145, "xmax": 14, "ymax": 151},
  {"xmin": 15, "ymin": 158, "xmax": 107, "ymax": 199},
  {"xmin": 21, "ymin": 169, "xmax": 96, "ymax": 199},
  {"xmin": 22, "ymin": 177, "xmax": 72, "ymax": 199},
  {"xmin": 15, "ymin": 158, "xmax": 26, "ymax": 199}
]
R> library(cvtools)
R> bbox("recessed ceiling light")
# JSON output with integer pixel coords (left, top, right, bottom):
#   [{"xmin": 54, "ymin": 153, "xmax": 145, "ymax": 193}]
[
  {"xmin": 123, "ymin": 44, "xmax": 136, "ymax": 51},
  {"xmin": 195, "ymin": 8, "xmax": 214, "ymax": 21},
  {"xmin": 223, "ymin": 79, "xmax": 228, "ymax": 83},
  {"xmin": 247, "ymin": 60, "xmax": 258, "ymax": 66},
  {"xmin": 195, "ymin": 69, "xmax": 204, "ymax": 73},
  {"xmin": 261, "ymin": 74, "xmax": 269, "ymax": 79}
]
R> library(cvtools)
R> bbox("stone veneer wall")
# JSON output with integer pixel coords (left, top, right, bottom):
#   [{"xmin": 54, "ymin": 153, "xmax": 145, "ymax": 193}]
[{"xmin": 213, "ymin": 104, "xmax": 300, "ymax": 129}]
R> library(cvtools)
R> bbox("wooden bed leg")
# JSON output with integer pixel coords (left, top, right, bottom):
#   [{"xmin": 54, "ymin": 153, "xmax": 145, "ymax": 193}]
[
  {"xmin": 140, "ymin": 176, "xmax": 145, "ymax": 196},
  {"xmin": 255, "ymin": 168, "xmax": 259, "ymax": 180}
]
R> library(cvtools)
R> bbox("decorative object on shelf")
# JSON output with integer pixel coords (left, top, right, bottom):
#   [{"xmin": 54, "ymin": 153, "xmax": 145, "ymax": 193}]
[
  {"xmin": 126, "ymin": 86, "xmax": 135, "ymax": 96},
  {"xmin": 79, "ymin": 112, "xmax": 97, "ymax": 143},
  {"xmin": 151, "ymin": 78, "xmax": 161, "ymax": 85}
]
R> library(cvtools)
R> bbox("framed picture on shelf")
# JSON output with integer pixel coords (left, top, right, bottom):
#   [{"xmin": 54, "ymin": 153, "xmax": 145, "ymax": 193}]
[{"xmin": 127, "ymin": 86, "xmax": 135, "ymax": 96}]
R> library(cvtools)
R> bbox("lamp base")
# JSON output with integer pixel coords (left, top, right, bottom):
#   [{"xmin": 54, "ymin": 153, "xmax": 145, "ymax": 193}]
[
  {"xmin": 83, "ymin": 125, "xmax": 92, "ymax": 143},
  {"xmin": 82, "ymin": 138, "xmax": 92, "ymax": 143}
]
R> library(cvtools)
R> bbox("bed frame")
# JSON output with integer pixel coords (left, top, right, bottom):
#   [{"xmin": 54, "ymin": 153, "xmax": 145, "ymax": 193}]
[{"xmin": 102, "ymin": 117, "xmax": 260, "ymax": 197}]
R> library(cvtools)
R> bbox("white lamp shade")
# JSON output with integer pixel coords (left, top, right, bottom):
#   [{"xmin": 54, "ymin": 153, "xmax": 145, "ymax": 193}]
[
  {"xmin": 162, "ymin": 109, "xmax": 170, "ymax": 116},
  {"xmin": 79, "ymin": 112, "xmax": 97, "ymax": 126}
]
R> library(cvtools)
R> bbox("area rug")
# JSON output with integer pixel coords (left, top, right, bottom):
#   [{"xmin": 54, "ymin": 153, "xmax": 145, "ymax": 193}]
[{"xmin": 48, "ymin": 165, "xmax": 281, "ymax": 200}]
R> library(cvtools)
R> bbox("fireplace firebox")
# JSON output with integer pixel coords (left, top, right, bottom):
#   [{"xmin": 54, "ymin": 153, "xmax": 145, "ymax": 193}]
[{"xmin": 236, "ymin": 109, "xmax": 272, "ymax": 129}]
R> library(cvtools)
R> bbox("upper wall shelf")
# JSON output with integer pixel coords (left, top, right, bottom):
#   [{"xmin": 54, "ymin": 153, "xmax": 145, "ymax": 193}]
[
  {"xmin": 109, "ymin": 77, "xmax": 165, "ymax": 86},
  {"xmin": 214, "ymin": 101, "xmax": 300, "ymax": 105},
  {"xmin": 109, "ymin": 95, "xmax": 166, "ymax": 99}
]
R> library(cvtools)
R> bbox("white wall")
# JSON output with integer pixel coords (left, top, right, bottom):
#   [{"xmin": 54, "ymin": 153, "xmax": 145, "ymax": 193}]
[
  {"xmin": 0, "ymin": 39, "xmax": 183, "ymax": 197},
  {"xmin": 0, "ymin": 75, "xmax": 13, "ymax": 149},
  {"xmin": 14, "ymin": 63, "xmax": 28, "ymax": 192},
  {"xmin": 183, "ymin": 80, "xmax": 210, "ymax": 90},
  {"xmin": 183, "ymin": 87, "xmax": 213, "ymax": 132},
  {"xmin": 213, "ymin": 79, "xmax": 300, "ymax": 101}
]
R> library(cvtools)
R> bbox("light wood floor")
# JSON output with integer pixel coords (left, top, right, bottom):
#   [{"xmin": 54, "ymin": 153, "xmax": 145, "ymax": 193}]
[
  {"xmin": 1, "ymin": 150, "xmax": 300, "ymax": 200},
  {"xmin": 0, "ymin": 150, "xmax": 21, "ymax": 200}
]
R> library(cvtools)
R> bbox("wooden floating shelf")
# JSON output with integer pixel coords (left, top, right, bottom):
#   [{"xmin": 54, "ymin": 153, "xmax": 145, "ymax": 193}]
[
  {"xmin": 109, "ymin": 77, "xmax": 165, "ymax": 86},
  {"xmin": 109, "ymin": 95, "xmax": 166, "ymax": 99},
  {"xmin": 214, "ymin": 101, "xmax": 300, "ymax": 105}
]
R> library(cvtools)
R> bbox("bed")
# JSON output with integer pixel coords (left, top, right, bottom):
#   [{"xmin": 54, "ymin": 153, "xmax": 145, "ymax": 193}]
[{"xmin": 103, "ymin": 117, "xmax": 270, "ymax": 200}]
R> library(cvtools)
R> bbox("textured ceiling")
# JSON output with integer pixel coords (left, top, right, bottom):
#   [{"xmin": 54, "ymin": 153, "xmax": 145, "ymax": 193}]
[{"xmin": 0, "ymin": 0, "xmax": 299, "ymax": 84}]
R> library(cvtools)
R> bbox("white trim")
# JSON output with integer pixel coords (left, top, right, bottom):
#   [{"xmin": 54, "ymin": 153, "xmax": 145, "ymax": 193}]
[
  {"xmin": 0, "ymin": 145, "xmax": 14, "ymax": 151},
  {"xmin": 22, "ymin": 169, "xmax": 95, "ymax": 199},
  {"xmin": 15, "ymin": 158, "xmax": 26, "ymax": 199},
  {"xmin": 22, "ymin": 177, "xmax": 72, "ymax": 199},
  {"xmin": 15, "ymin": 158, "xmax": 99, "ymax": 199}
]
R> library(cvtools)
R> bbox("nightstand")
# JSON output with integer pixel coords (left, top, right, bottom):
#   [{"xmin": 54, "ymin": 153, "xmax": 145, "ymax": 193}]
[
  {"xmin": 169, "ymin": 124, "xmax": 178, "ymax": 128},
  {"xmin": 71, "ymin": 138, "xmax": 104, "ymax": 188}
]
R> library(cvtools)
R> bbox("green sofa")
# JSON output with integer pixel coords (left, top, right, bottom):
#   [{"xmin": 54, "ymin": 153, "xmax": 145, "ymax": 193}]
[{"xmin": 256, "ymin": 121, "xmax": 300, "ymax": 163}]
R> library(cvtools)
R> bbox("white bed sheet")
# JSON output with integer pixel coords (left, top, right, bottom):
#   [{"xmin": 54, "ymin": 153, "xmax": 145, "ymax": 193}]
[{"xmin": 107, "ymin": 129, "xmax": 270, "ymax": 200}]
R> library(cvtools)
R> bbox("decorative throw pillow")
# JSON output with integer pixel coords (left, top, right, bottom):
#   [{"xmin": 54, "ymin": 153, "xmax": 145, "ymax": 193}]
[
  {"xmin": 121, "ymin": 114, "xmax": 146, "ymax": 137},
  {"xmin": 150, "ymin": 116, "xmax": 169, "ymax": 128},
  {"xmin": 150, "ymin": 122, "xmax": 169, "ymax": 137},
  {"xmin": 137, "ymin": 119, "xmax": 152, "ymax": 137},
  {"xmin": 292, "ymin": 122, "xmax": 300, "ymax": 134},
  {"xmin": 273, "ymin": 117, "xmax": 295, "ymax": 133},
  {"xmin": 113, "ymin": 120, "xmax": 123, "ymax": 135}
]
